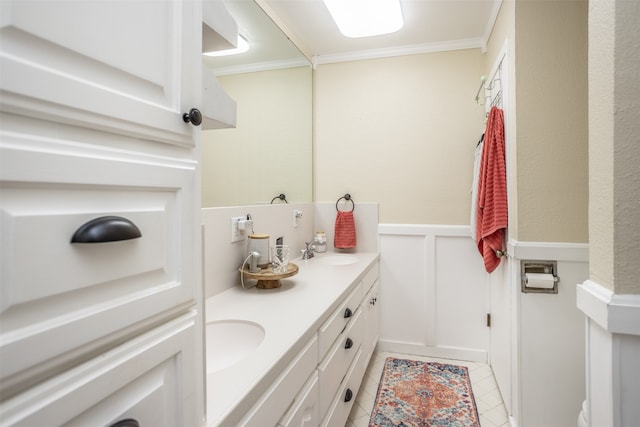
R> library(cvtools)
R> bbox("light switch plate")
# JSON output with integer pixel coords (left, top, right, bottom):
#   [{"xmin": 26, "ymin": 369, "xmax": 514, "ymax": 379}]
[
  {"xmin": 230, "ymin": 216, "xmax": 245, "ymax": 242},
  {"xmin": 293, "ymin": 209, "xmax": 302, "ymax": 228}
]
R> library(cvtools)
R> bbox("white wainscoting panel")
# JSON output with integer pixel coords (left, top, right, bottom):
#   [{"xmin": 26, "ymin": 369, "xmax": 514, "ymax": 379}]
[
  {"xmin": 577, "ymin": 280, "xmax": 640, "ymax": 427},
  {"xmin": 378, "ymin": 225, "xmax": 488, "ymax": 362},
  {"xmin": 509, "ymin": 240, "xmax": 589, "ymax": 427},
  {"xmin": 490, "ymin": 256, "xmax": 513, "ymax": 414}
]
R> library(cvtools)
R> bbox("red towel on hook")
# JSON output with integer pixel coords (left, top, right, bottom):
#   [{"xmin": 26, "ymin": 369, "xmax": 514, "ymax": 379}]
[
  {"xmin": 334, "ymin": 211, "xmax": 357, "ymax": 249},
  {"xmin": 476, "ymin": 106, "xmax": 508, "ymax": 273}
]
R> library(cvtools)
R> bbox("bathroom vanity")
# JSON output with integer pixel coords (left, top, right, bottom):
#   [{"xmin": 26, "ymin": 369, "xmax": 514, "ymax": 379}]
[{"xmin": 205, "ymin": 252, "xmax": 380, "ymax": 427}]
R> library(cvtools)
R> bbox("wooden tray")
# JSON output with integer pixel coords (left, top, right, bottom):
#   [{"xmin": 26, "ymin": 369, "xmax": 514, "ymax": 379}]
[{"xmin": 239, "ymin": 262, "xmax": 299, "ymax": 289}]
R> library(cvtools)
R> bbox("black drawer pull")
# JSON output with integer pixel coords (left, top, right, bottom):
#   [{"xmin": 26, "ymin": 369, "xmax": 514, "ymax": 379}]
[
  {"xmin": 344, "ymin": 388, "xmax": 353, "ymax": 402},
  {"xmin": 344, "ymin": 337, "xmax": 353, "ymax": 349},
  {"xmin": 344, "ymin": 307, "xmax": 352, "ymax": 318},
  {"xmin": 109, "ymin": 419, "xmax": 139, "ymax": 427},
  {"xmin": 71, "ymin": 216, "xmax": 142, "ymax": 243}
]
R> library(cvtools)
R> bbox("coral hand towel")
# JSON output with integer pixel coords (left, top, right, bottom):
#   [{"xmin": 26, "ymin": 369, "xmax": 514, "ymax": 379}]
[
  {"xmin": 334, "ymin": 211, "xmax": 357, "ymax": 249},
  {"xmin": 476, "ymin": 106, "xmax": 508, "ymax": 273}
]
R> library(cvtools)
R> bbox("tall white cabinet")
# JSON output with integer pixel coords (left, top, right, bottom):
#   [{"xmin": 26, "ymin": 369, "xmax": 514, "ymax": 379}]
[{"xmin": 0, "ymin": 1, "xmax": 214, "ymax": 425}]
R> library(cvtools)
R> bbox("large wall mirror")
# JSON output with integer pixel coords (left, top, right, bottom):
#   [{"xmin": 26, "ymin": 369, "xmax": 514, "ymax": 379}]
[{"xmin": 201, "ymin": 0, "xmax": 313, "ymax": 207}]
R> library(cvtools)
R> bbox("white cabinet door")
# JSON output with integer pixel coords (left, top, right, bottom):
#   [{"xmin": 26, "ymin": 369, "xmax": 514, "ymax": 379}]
[
  {"xmin": 0, "ymin": 0, "xmax": 200, "ymax": 147},
  {"xmin": 363, "ymin": 280, "xmax": 380, "ymax": 360}
]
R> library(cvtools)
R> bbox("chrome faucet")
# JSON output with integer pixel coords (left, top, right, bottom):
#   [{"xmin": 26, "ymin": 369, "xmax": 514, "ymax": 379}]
[{"xmin": 301, "ymin": 241, "xmax": 315, "ymax": 259}]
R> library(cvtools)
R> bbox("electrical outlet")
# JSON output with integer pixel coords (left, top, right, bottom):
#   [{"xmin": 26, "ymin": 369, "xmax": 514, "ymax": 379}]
[
  {"xmin": 293, "ymin": 209, "xmax": 303, "ymax": 228},
  {"xmin": 230, "ymin": 216, "xmax": 245, "ymax": 243}
]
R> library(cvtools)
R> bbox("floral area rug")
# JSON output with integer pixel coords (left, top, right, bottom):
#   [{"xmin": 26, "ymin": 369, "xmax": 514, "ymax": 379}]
[{"xmin": 369, "ymin": 357, "xmax": 480, "ymax": 427}]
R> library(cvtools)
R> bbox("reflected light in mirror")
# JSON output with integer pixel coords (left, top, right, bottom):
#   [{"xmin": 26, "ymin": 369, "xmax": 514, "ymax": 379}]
[{"xmin": 204, "ymin": 35, "xmax": 250, "ymax": 57}]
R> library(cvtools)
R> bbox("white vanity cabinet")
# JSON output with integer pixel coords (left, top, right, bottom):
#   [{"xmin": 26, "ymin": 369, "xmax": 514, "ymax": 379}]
[
  {"xmin": 213, "ymin": 258, "xmax": 381, "ymax": 427},
  {"xmin": 0, "ymin": 1, "xmax": 230, "ymax": 425},
  {"xmin": 318, "ymin": 260, "xmax": 380, "ymax": 426}
]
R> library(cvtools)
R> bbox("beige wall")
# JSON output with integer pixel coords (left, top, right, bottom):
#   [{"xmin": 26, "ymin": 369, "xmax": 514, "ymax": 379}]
[
  {"xmin": 589, "ymin": 0, "xmax": 640, "ymax": 294},
  {"xmin": 313, "ymin": 50, "xmax": 485, "ymax": 224},
  {"xmin": 482, "ymin": 0, "xmax": 588, "ymax": 244},
  {"xmin": 514, "ymin": 0, "xmax": 588, "ymax": 243},
  {"xmin": 483, "ymin": 0, "xmax": 516, "ymax": 240},
  {"xmin": 588, "ymin": 0, "xmax": 615, "ymax": 290},
  {"xmin": 202, "ymin": 66, "xmax": 312, "ymax": 207}
]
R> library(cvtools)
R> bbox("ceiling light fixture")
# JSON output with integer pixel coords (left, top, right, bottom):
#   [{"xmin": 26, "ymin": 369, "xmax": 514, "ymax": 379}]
[
  {"xmin": 322, "ymin": 0, "xmax": 404, "ymax": 38},
  {"xmin": 203, "ymin": 35, "xmax": 249, "ymax": 57}
]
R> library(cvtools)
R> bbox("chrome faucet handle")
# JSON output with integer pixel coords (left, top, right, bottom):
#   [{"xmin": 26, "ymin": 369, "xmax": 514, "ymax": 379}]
[{"xmin": 302, "ymin": 241, "xmax": 315, "ymax": 259}]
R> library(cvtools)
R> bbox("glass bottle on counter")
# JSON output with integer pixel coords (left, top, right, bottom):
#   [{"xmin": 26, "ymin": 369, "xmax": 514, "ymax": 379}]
[{"xmin": 313, "ymin": 231, "xmax": 327, "ymax": 253}]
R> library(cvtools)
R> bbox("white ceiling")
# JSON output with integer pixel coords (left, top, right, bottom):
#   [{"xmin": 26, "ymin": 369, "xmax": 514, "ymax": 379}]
[
  {"xmin": 261, "ymin": 0, "xmax": 502, "ymax": 64},
  {"xmin": 204, "ymin": 0, "xmax": 502, "ymax": 74}
]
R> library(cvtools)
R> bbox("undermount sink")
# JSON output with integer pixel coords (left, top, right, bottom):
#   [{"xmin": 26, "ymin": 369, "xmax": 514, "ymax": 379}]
[
  {"xmin": 317, "ymin": 254, "xmax": 359, "ymax": 265},
  {"xmin": 206, "ymin": 320, "xmax": 265, "ymax": 374}
]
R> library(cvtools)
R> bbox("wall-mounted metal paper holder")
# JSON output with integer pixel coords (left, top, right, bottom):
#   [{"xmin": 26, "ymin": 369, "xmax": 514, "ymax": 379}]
[{"xmin": 521, "ymin": 260, "xmax": 558, "ymax": 294}]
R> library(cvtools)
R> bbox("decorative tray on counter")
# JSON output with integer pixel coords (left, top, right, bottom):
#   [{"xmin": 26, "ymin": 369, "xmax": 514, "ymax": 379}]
[{"xmin": 239, "ymin": 263, "xmax": 299, "ymax": 289}]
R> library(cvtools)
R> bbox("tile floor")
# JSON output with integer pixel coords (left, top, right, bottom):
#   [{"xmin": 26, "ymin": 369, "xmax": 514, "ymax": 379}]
[{"xmin": 346, "ymin": 351, "xmax": 510, "ymax": 427}]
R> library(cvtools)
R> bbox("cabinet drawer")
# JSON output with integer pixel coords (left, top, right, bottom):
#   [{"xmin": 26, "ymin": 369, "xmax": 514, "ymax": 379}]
[
  {"xmin": 0, "ymin": 312, "xmax": 197, "ymax": 427},
  {"xmin": 241, "ymin": 334, "xmax": 318, "ymax": 427},
  {"xmin": 0, "ymin": 146, "xmax": 197, "ymax": 392},
  {"xmin": 278, "ymin": 372, "xmax": 319, "ymax": 427},
  {"xmin": 318, "ymin": 283, "xmax": 362, "ymax": 359},
  {"xmin": 318, "ymin": 308, "xmax": 363, "ymax": 417},
  {"xmin": 321, "ymin": 347, "xmax": 368, "ymax": 427}
]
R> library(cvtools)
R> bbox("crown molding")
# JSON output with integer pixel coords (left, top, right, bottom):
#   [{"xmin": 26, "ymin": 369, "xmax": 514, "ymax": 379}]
[
  {"xmin": 311, "ymin": 38, "xmax": 485, "ymax": 66},
  {"xmin": 212, "ymin": 58, "xmax": 312, "ymax": 76}
]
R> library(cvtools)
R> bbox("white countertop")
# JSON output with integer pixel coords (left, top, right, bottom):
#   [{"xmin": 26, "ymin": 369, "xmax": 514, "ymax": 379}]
[{"xmin": 205, "ymin": 252, "xmax": 379, "ymax": 426}]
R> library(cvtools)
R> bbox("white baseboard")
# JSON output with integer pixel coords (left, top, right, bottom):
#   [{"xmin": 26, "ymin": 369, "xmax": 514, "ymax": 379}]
[{"xmin": 376, "ymin": 340, "xmax": 487, "ymax": 363}]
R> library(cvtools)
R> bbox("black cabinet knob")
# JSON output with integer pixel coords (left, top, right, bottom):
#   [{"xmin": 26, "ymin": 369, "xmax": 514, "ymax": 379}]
[
  {"xmin": 183, "ymin": 108, "xmax": 202, "ymax": 126},
  {"xmin": 344, "ymin": 337, "xmax": 353, "ymax": 349},
  {"xmin": 344, "ymin": 307, "xmax": 352, "ymax": 318},
  {"xmin": 344, "ymin": 388, "xmax": 353, "ymax": 402},
  {"xmin": 109, "ymin": 420, "xmax": 139, "ymax": 427}
]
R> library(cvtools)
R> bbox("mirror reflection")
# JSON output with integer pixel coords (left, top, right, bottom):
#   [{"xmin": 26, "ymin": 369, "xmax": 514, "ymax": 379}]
[{"xmin": 201, "ymin": 0, "xmax": 313, "ymax": 207}]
